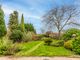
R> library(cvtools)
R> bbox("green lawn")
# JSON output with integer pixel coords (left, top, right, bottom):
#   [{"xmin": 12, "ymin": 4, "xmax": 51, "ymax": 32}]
[
  {"xmin": 17, "ymin": 41, "xmax": 42, "ymax": 51},
  {"xmin": 15, "ymin": 41, "xmax": 74, "ymax": 56},
  {"xmin": 16, "ymin": 41, "xmax": 43, "ymax": 56},
  {"xmin": 27, "ymin": 46, "xmax": 74, "ymax": 56}
]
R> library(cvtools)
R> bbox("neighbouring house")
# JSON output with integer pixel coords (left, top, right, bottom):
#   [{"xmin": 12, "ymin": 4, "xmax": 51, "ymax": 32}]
[{"xmin": 45, "ymin": 31, "xmax": 63, "ymax": 39}]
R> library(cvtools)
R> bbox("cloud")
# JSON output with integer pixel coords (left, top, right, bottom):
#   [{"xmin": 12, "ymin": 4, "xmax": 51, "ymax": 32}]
[
  {"xmin": 2, "ymin": 6, "xmax": 13, "ymax": 15},
  {"xmin": 2, "ymin": 5, "xmax": 41, "ymax": 20},
  {"xmin": 2, "ymin": 0, "xmax": 52, "ymax": 21},
  {"xmin": 1, "ymin": 0, "xmax": 54, "ymax": 33}
]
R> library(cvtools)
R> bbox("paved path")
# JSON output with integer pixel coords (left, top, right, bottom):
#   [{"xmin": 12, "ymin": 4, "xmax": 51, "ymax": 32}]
[{"xmin": 0, "ymin": 57, "xmax": 80, "ymax": 60}]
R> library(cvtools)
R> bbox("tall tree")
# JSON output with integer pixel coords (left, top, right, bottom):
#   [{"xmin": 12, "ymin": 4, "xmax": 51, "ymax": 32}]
[
  {"xmin": 20, "ymin": 14, "xmax": 25, "ymax": 32},
  {"xmin": 13, "ymin": 11, "xmax": 18, "ymax": 25},
  {"xmin": 0, "ymin": 5, "xmax": 6, "ymax": 37},
  {"xmin": 8, "ymin": 11, "xmax": 19, "ymax": 31},
  {"xmin": 42, "ymin": 5, "xmax": 80, "ymax": 39}
]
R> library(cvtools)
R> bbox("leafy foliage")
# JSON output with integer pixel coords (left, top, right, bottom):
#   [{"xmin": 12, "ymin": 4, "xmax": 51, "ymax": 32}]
[
  {"xmin": 0, "ymin": 37, "xmax": 13, "ymax": 55},
  {"xmin": 62, "ymin": 28, "xmax": 80, "ymax": 40},
  {"xmin": 43, "ymin": 38, "xmax": 52, "ymax": 46},
  {"xmin": 9, "ymin": 30, "xmax": 23, "ymax": 42},
  {"xmin": 72, "ymin": 37, "xmax": 80, "ymax": 54},
  {"xmin": 51, "ymin": 40, "xmax": 64, "ymax": 47},
  {"xmin": 64, "ymin": 40, "xmax": 74, "ymax": 50}
]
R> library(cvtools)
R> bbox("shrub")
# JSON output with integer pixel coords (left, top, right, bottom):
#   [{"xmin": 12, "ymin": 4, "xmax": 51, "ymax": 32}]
[
  {"xmin": 36, "ymin": 34, "xmax": 46, "ymax": 40},
  {"xmin": 22, "ymin": 32, "xmax": 28, "ymax": 42},
  {"xmin": 0, "ymin": 37, "xmax": 13, "ymax": 55},
  {"xmin": 51, "ymin": 40, "xmax": 64, "ymax": 47},
  {"xmin": 0, "ymin": 37, "xmax": 21, "ymax": 55},
  {"xmin": 9, "ymin": 30, "xmax": 23, "ymax": 42},
  {"xmin": 22, "ymin": 32, "xmax": 35, "ymax": 42},
  {"xmin": 62, "ymin": 28, "xmax": 80, "ymax": 40},
  {"xmin": 4, "ymin": 43, "xmax": 20, "ymax": 55},
  {"xmin": 64, "ymin": 40, "xmax": 74, "ymax": 50},
  {"xmin": 72, "ymin": 37, "xmax": 80, "ymax": 54},
  {"xmin": 43, "ymin": 38, "xmax": 52, "ymax": 46}
]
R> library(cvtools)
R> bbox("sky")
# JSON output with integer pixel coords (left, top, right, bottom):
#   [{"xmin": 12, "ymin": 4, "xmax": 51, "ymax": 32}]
[{"xmin": 0, "ymin": 0, "xmax": 79, "ymax": 33}]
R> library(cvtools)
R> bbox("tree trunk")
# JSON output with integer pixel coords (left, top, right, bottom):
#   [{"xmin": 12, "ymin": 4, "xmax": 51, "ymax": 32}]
[{"xmin": 58, "ymin": 30, "xmax": 61, "ymax": 40}]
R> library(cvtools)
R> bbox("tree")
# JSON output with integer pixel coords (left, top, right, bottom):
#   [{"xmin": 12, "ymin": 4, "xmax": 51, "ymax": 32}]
[
  {"xmin": 0, "ymin": 5, "xmax": 6, "ymax": 37},
  {"xmin": 24, "ymin": 23, "xmax": 36, "ymax": 33},
  {"xmin": 8, "ymin": 11, "xmax": 19, "ymax": 31},
  {"xmin": 42, "ymin": 5, "xmax": 80, "ymax": 39},
  {"xmin": 13, "ymin": 11, "xmax": 18, "ymax": 24},
  {"xmin": 20, "ymin": 14, "xmax": 25, "ymax": 32}
]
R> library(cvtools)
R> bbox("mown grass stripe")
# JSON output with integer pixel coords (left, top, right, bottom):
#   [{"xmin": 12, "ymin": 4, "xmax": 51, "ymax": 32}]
[{"xmin": 23, "ymin": 41, "xmax": 44, "ymax": 55}]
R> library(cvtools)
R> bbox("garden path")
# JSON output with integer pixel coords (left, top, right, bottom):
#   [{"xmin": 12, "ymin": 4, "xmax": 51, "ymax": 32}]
[{"xmin": 0, "ymin": 57, "xmax": 80, "ymax": 60}]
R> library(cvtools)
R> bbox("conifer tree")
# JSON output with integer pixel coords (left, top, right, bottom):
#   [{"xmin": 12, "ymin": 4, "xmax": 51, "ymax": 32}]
[
  {"xmin": 20, "ymin": 14, "xmax": 25, "ymax": 32},
  {"xmin": 13, "ymin": 11, "xmax": 18, "ymax": 25},
  {"xmin": 0, "ymin": 5, "xmax": 6, "ymax": 37},
  {"xmin": 24, "ymin": 23, "xmax": 36, "ymax": 33},
  {"xmin": 8, "ymin": 11, "xmax": 18, "ymax": 31}
]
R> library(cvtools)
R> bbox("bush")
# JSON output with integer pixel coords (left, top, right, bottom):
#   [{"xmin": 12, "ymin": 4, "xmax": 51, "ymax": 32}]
[
  {"xmin": 62, "ymin": 28, "xmax": 80, "ymax": 40},
  {"xmin": 72, "ymin": 37, "xmax": 80, "ymax": 54},
  {"xmin": 36, "ymin": 34, "xmax": 46, "ymax": 40},
  {"xmin": 0, "ymin": 37, "xmax": 13, "ymax": 55},
  {"xmin": 22, "ymin": 32, "xmax": 35, "ymax": 42},
  {"xmin": 4, "ymin": 43, "xmax": 20, "ymax": 55},
  {"xmin": 51, "ymin": 40, "xmax": 64, "ymax": 47},
  {"xmin": 9, "ymin": 30, "xmax": 23, "ymax": 42},
  {"xmin": 0, "ymin": 37, "xmax": 21, "ymax": 55},
  {"xmin": 64, "ymin": 40, "xmax": 74, "ymax": 50},
  {"xmin": 43, "ymin": 38, "xmax": 52, "ymax": 46},
  {"xmin": 22, "ymin": 32, "xmax": 28, "ymax": 42}
]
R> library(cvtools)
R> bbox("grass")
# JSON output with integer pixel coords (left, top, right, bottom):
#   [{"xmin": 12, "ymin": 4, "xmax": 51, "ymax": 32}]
[
  {"xmin": 15, "ymin": 41, "xmax": 74, "ymax": 56},
  {"xmin": 15, "ymin": 41, "xmax": 43, "ymax": 56},
  {"xmin": 27, "ymin": 46, "xmax": 74, "ymax": 56}
]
